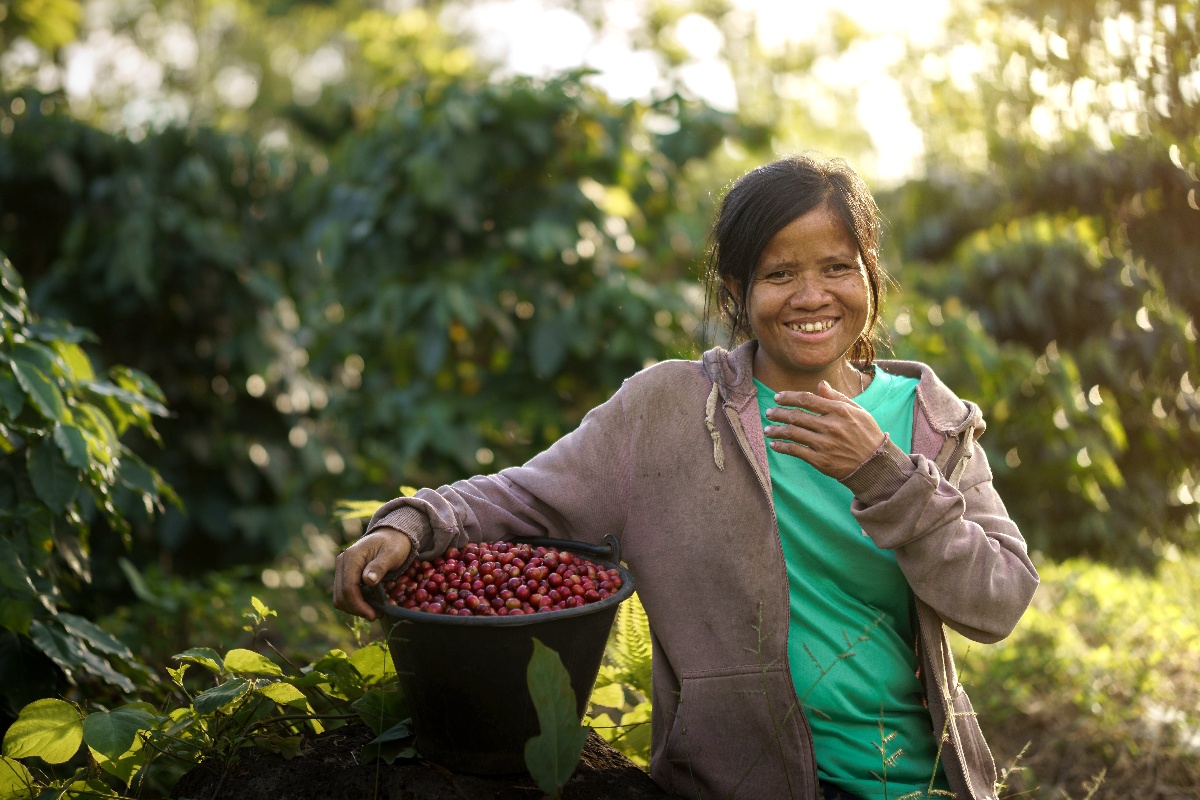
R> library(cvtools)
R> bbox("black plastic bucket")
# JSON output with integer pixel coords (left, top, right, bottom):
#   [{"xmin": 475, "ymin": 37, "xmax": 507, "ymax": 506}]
[{"xmin": 369, "ymin": 534, "xmax": 635, "ymax": 775}]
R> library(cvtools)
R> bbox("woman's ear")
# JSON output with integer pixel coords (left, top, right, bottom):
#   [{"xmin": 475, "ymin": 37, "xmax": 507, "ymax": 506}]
[{"xmin": 722, "ymin": 275, "xmax": 742, "ymax": 307}]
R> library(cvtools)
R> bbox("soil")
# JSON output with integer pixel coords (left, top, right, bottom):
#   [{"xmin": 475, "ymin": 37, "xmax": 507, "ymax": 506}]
[{"xmin": 170, "ymin": 722, "xmax": 671, "ymax": 800}]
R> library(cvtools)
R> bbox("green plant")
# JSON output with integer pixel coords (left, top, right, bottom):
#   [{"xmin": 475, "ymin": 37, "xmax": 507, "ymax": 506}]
[
  {"xmin": 0, "ymin": 253, "xmax": 175, "ymax": 718},
  {"xmin": 0, "ymin": 597, "xmax": 407, "ymax": 799},
  {"xmin": 587, "ymin": 591, "xmax": 653, "ymax": 765}
]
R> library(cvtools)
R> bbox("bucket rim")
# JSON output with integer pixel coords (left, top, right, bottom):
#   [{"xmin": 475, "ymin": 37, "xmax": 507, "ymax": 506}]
[{"xmin": 370, "ymin": 556, "xmax": 635, "ymax": 627}]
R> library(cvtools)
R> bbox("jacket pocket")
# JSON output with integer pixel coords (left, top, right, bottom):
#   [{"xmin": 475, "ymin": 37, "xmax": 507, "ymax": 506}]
[{"xmin": 661, "ymin": 663, "xmax": 815, "ymax": 800}]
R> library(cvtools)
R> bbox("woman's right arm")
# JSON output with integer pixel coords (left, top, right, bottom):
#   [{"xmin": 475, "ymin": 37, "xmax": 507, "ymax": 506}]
[{"xmin": 332, "ymin": 380, "xmax": 635, "ymax": 620}]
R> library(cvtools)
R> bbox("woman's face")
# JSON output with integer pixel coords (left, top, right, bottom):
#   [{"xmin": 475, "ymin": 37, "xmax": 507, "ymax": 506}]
[{"xmin": 728, "ymin": 203, "xmax": 871, "ymax": 392}]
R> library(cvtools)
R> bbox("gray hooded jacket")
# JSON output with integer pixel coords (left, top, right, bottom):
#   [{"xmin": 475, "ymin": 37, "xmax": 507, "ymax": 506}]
[{"xmin": 367, "ymin": 342, "xmax": 1040, "ymax": 800}]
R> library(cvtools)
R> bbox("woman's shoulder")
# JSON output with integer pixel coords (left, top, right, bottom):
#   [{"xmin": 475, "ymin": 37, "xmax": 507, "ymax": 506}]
[{"xmin": 619, "ymin": 357, "xmax": 710, "ymax": 397}]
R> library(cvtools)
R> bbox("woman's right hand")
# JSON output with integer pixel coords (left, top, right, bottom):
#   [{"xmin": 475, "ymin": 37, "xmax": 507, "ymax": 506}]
[{"xmin": 332, "ymin": 528, "xmax": 413, "ymax": 621}]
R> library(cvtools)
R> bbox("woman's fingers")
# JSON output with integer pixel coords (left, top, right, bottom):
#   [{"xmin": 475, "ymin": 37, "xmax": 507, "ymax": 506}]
[{"xmin": 333, "ymin": 530, "xmax": 412, "ymax": 621}]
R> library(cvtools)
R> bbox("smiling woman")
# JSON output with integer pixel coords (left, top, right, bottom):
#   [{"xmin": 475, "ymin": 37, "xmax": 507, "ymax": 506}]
[{"xmin": 335, "ymin": 154, "xmax": 1039, "ymax": 800}]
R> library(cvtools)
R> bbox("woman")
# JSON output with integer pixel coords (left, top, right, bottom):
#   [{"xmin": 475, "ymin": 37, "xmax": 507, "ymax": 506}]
[{"xmin": 333, "ymin": 154, "xmax": 1039, "ymax": 800}]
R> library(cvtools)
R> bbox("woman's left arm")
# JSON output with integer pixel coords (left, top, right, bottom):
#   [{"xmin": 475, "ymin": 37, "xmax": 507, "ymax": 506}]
[{"xmin": 843, "ymin": 433, "xmax": 1039, "ymax": 644}]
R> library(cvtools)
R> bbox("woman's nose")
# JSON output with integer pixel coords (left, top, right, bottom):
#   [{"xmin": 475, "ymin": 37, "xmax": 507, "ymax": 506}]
[{"xmin": 788, "ymin": 274, "xmax": 830, "ymax": 307}]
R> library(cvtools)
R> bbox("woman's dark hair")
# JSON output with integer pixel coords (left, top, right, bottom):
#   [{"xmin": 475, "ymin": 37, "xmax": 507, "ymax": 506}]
[{"xmin": 703, "ymin": 154, "xmax": 887, "ymax": 368}]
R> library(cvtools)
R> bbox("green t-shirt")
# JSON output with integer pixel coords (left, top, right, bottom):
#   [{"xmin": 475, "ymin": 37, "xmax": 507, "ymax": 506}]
[{"xmin": 756, "ymin": 370, "xmax": 952, "ymax": 800}]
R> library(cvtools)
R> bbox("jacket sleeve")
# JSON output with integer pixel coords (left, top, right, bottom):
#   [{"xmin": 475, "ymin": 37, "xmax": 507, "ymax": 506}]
[
  {"xmin": 364, "ymin": 382, "xmax": 633, "ymax": 572},
  {"xmin": 840, "ymin": 432, "xmax": 1039, "ymax": 643}
]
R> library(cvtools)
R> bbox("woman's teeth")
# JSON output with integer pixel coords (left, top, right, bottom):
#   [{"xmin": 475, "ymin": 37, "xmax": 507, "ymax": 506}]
[{"xmin": 787, "ymin": 320, "xmax": 834, "ymax": 333}]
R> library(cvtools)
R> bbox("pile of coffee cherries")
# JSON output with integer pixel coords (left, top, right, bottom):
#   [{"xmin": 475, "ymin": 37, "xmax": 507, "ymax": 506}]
[{"xmin": 383, "ymin": 540, "xmax": 624, "ymax": 616}]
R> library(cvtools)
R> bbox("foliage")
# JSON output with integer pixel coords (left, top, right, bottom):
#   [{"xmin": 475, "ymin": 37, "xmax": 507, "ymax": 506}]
[
  {"xmin": 0, "ymin": 597, "xmax": 407, "ymax": 799},
  {"xmin": 882, "ymin": 0, "xmax": 1200, "ymax": 565},
  {"xmin": 952, "ymin": 554, "xmax": 1200, "ymax": 798},
  {"xmin": 524, "ymin": 638, "xmax": 589, "ymax": 800},
  {"xmin": 0, "ymin": 254, "xmax": 174, "ymax": 721},
  {"xmin": 587, "ymin": 592, "xmax": 653, "ymax": 766},
  {"xmin": 0, "ymin": 73, "xmax": 744, "ymax": 575}
]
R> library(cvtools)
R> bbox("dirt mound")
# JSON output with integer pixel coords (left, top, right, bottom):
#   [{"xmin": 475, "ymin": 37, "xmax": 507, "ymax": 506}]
[{"xmin": 171, "ymin": 722, "xmax": 669, "ymax": 800}]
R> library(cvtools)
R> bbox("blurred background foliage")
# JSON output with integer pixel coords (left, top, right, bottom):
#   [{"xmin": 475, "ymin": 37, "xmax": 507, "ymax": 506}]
[{"xmin": 0, "ymin": 0, "xmax": 1197, "ymax": 795}]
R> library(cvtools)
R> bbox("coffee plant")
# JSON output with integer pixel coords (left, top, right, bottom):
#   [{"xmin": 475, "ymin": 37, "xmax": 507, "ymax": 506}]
[{"xmin": 0, "ymin": 254, "xmax": 175, "ymax": 721}]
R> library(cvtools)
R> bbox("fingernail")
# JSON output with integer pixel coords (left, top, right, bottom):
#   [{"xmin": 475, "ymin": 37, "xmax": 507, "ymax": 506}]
[
  {"xmin": 774, "ymin": 393, "xmax": 783, "ymax": 401},
  {"xmin": 366, "ymin": 571, "xmax": 378, "ymax": 584}
]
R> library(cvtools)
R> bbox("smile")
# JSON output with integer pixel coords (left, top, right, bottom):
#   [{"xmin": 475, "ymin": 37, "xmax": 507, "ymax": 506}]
[{"xmin": 786, "ymin": 320, "xmax": 835, "ymax": 333}]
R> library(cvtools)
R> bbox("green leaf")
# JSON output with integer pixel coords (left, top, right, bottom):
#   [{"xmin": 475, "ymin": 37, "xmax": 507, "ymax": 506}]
[
  {"xmin": 193, "ymin": 678, "xmax": 252, "ymax": 714},
  {"xmin": 51, "ymin": 341, "xmax": 95, "ymax": 381},
  {"xmin": 10, "ymin": 361, "xmax": 64, "ymax": 422},
  {"xmin": 52, "ymin": 424, "xmax": 89, "ymax": 469},
  {"xmin": 332, "ymin": 499, "xmax": 386, "ymax": 520},
  {"xmin": 588, "ymin": 683, "xmax": 625, "ymax": 709},
  {"xmin": 27, "ymin": 437, "xmax": 80, "ymax": 513},
  {"xmin": 249, "ymin": 596, "xmax": 274, "ymax": 619},
  {"xmin": 27, "ymin": 320, "xmax": 96, "ymax": 345},
  {"xmin": 2, "ymin": 698, "xmax": 84, "ymax": 764},
  {"xmin": 173, "ymin": 647, "xmax": 224, "ymax": 674},
  {"xmin": 115, "ymin": 457, "xmax": 156, "ymax": 495},
  {"xmin": 523, "ymin": 639, "xmax": 588, "ymax": 797},
  {"xmin": 531, "ymin": 314, "xmax": 569, "ymax": 378},
  {"xmin": 0, "ymin": 372, "xmax": 24, "ymax": 419},
  {"xmin": 224, "ymin": 649, "xmax": 282, "ymax": 677},
  {"xmin": 81, "ymin": 381, "xmax": 169, "ymax": 418},
  {"xmin": 28, "ymin": 621, "xmax": 135, "ymax": 693},
  {"xmin": 360, "ymin": 718, "xmax": 417, "ymax": 765},
  {"xmin": 351, "ymin": 687, "xmax": 409, "ymax": 736},
  {"xmin": 349, "ymin": 643, "xmax": 395, "ymax": 686},
  {"xmin": 57, "ymin": 613, "xmax": 133, "ymax": 660},
  {"xmin": 62, "ymin": 778, "xmax": 121, "ymax": 798},
  {"xmin": 81, "ymin": 707, "xmax": 154, "ymax": 761},
  {"xmin": 0, "ymin": 755, "xmax": 35, "ymax": 798},
  {"xmin": 259, "ymin": 683, "xmax": 309, "ymax": 710}
]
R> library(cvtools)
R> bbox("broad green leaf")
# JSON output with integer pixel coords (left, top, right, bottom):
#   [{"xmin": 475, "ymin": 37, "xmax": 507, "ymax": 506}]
[
  {"xmin": 0, "ymin": 755, "xmax": 34, "ymax": 798},
  {"xmin": 51, "ymin": 424, "xmax": 89, "ymax": 469},
  {"xmin": 173, "ymin": 647, "xmax": 223, "ymax": 674},
  {"xmin": 224, "ymin": 649, "xmax": 282, "ymax": 677},
  {"xmin": 27, "ymin": 621, "xmax": 134, "ymax": 692},
  {"xmin": 82, "ymin": 707, "xmax": 154, "ymax": 760},
  {"xmin": 2, "ymin": 698, "xmax": 83, "ymax": 764},
  {"xmin": 10, "ymin": 361, "xmax": 64, "ymax": 422},
  {"xmin": 587, "ymin": 683, "xmax": 625, "ymax": 709},
  {"xmin": 90, "ymin": 734, "xmax": 144, "ymax": 788},
  {"xmin": 259, "ymin": 683, "xmax": 309, "ymax": 710},
  {"xmin": 115, "ymin": 457, "xmax": 156, "ymax": 495},
  {"xmin": 27, "ymin": 320, "xmax": 96, "ymax": 345},
  {"xmin": 81, "ymin": 381, "xmax": 169, "ymax": 418},
  {"xmin": 360, "ymin": 719, "xmax": 417, "ymax": 765},
  {"xmin": 349, "ymin": 643, "xmax": 395, "ymax": 686},
  {"xmin": 0, "ymin": 599, "xmax": 33, "ymax": 636},
  {"xmin": 193, "ymin": 678, "xmax": 252, "ymax": 714},
  {"xmin": 0, "ymin": 372, "xmax": 23, "ymax": 418},
  {"xmin": 351, "ymin": 687, "xmax": 409, "ymax": 736},
  {"xmin": 27, "ymin": 438, "xmax": 80, "ymax": 513},
  {"xmin": 0, "ymin": 538, "xmax": 35, "ymax": 595},
  {"xmin": 62, "ymin": 778, "xmax": 120, "ymax": 798},
  {"xmin": 51, "ymin": 341, "xmax": 95, "ymax": 381},
  {"xmin": 55, "ymin": 614, "xmax": 132, "ymax": 660},
  {"xmin": 11, "ymin": 343, "xmax": 57, "ymax": 378},
  {"xmin": 523, "ymin": 639, "xmax": 588, "ymax": 797}
]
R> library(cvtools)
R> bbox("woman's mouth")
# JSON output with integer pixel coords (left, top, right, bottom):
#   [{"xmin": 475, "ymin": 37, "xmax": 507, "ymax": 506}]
[{"xmin": 786, "ymin": 319, "xmax": 836, "ymax": 333}]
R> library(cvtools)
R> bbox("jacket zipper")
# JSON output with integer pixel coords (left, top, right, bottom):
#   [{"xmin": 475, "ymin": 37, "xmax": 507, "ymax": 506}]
[{"xmin": 723, "ymin": 402, "xmax": 820, "ymax": 800}]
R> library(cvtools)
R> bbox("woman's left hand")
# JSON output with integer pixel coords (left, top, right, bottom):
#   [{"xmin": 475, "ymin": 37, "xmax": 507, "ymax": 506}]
[{"xmin": 764, "ymin": 381, "xmax": 885, "ymax": 480}]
